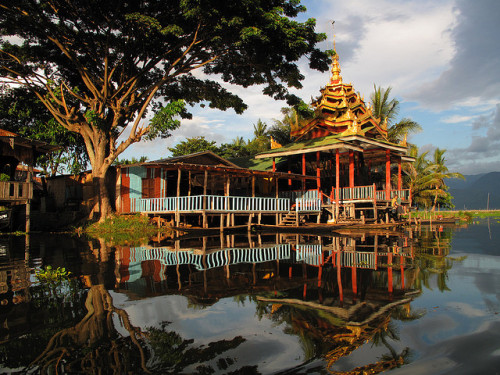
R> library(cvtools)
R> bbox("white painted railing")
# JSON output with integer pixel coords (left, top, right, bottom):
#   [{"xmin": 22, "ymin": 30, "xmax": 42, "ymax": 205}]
[
  {"xmin": 130, "ymin": 194, "xmax": 291, "ymax": 213},
  {"xmin": 129, "ymin": 244, "xmax": 291, "ymax": 271}
]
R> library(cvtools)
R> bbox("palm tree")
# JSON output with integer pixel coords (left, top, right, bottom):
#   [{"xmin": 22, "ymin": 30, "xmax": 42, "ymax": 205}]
[
  {"xmin": 371, "ymin": 85, "xmax": 422, "ymax": 143},
  {"xmin": 231, "ymin": 136, "xmax": 245, "ymax": 148},
  {"xmin": 402, "ymin": 146, "xmax": 440, "ymax": 209},
  {"xmin": 253, "ymin": 119, "xmax": 268, "ymax": 138},
  {"xmin": 430, "ymin": 148, "xmax": 465, "ymax": 211},
  {"xmin": 371, "ymin": 85, "xmax": 400, "ymax": 125}
]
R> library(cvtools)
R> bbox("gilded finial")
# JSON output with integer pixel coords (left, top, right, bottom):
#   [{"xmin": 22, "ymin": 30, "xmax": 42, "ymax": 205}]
[
  {"xmin": 330, "ymin": 20, "xmax": 342, "ymax": 82},
  {"xmin": 400, "ymin": 133, "xmax": 407, "ymax": 147},
  {"xmin": 381, "ymin": 117, "xmax": 388, "ymax": 130}
]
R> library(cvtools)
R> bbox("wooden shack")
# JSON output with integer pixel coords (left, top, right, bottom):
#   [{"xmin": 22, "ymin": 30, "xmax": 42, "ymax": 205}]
[
  {"xmin": 0, "ymin": 129, "xmax": 59, "ymax": 231},
  {"xmin": 117, "ymin": 151, "xmax": 318, "ymax": 228}
]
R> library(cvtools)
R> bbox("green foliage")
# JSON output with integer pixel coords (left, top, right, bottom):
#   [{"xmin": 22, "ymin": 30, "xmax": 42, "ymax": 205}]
[
  {"xmin": 168, "ymin": 136, "xmax": 220, "ymax": 157},
  {"xmin": 85, "ymin": 214, "xmax": 173, "ymax": 245},
  {"xmin": 0, "ymin": 173, "xmax": 9, "ymax": 182},
  {"xmin": 147, "ymin": 100, "xmax": 186, "ymax": 140},
  {"xmin": 35, "ymin": 266, "xmax": 72, "ymax": 285},
  {"xmin": 403, "ymin": 146, "xmax": 464, "ymax": 209},
  {"xmin": 0, "ymin": 86, "xmax": 88, "ymax": 176},
  {"xmin": 370, "ymin": 85, "xmax": 422, "ymax": 143},
  {"xmin": 0, "ymin": 0, "xmax": 329, "ymax": 171},
  {"xmin": 253, "ymin": 119, "xmax": 268, "ymax": 138},
  {"xmin": 113, "ymin": 156, "xmax": 149, "ymax": 166}
]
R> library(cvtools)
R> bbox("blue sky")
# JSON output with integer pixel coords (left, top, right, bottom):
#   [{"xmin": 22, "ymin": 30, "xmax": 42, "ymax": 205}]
[{"xmin": 122, "ymin": 0, "xmax": 500, "ymax": 175}]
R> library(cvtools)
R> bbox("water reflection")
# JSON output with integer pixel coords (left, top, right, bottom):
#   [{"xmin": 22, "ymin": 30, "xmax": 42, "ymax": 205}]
[{"xmin": 0, "ymin": 226, "xmax": 467, "ymax": 374}]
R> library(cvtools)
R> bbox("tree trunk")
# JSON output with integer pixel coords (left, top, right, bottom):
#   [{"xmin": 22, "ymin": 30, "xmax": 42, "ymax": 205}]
[
  {"xmin": 431, "ymin": 187, "xmax": 438, "ymax": 212},
  {"xmin": 94, "ymin": 172, "xmax": 112, "ymax": 221},
  {"xmin": 86, "ymin": 133, "xmax": 114, "ymax": 222}
]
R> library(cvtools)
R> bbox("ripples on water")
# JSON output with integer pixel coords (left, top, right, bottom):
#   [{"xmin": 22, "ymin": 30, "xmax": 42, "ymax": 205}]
[{"xmin": 0, "ymin": 220, "xmax": 499, "ymax": 374}]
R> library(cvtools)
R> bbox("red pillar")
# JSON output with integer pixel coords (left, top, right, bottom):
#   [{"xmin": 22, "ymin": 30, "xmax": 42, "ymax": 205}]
[
  {"xmin": 351, "ymin": 266, "xmax": 357, "ymax": 299},
  {"xmin": 385, "ymin": 149, "xmax": 391, "ymax": 200},
  {"xmin": 316, "ymin": 151, "xmax": 321, "ymax": 190},
  {"xmin": 398, "ymin": 158, "xmax": 402, "ymax": 191},
  {"xmin": 336, "ymin": 149, "xmax": 340, "ymax": 203},
  {"xmin": 337, "ymin": 251, "xmax": 343, "ymax": 305},
  {"xmin": 400, "ymin": 255, "xmax": 405, "ymax": 289},
  {"xmin": 302, "ymin": 153, "xmax": 306, "ymax": 191},
  {"xmin": 388, "ymin": 252, "xmax": 393, "ymax": 295},
  {"xmin": 349, "ymin": 150, "xmax": 355, "ymax": 188},
  {"xmin": 272, "ymin": 157, "xmax": 276, "ymax": 173}
]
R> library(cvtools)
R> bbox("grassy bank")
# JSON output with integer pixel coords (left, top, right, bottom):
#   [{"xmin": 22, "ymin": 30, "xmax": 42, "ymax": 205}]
[
  {"xmin": 84, "ymin": 214, "xmax": 174, "ymax": 245},
  {"xmin": 408, "ymin": 209, "xmax": 500, "ymax": 221}
]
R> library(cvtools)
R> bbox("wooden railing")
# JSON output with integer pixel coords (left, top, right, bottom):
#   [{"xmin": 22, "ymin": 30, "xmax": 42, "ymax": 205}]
[
  {"xmin": 0, "ymin": 181, "xmax": 33, "ymax": 201},
  {"xmin": 332, "ymin": 185, "xmax": 375, "ymax": 201},
  {"xmin": 295, "ymin": 198, "xmax": 322, "ymax": 212},
  {"xmin": 375, "ymin": 189, "xmax": 411, "ymax": 201},
  {"xmin": 130, "ymin": 194, "xmax": 291, "ymax": 213},
  {"xmin": 330, "ymin": 185, "xmax": 410, "ymax": 202}
]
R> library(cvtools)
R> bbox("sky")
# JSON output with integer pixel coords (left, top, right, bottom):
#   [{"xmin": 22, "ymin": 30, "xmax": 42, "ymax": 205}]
[{"xmin": 121, "ymin": 0, "xmax": 500, "ymax": 175}]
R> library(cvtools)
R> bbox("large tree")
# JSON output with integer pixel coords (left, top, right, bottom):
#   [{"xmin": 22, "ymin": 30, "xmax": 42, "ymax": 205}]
[{"xmin": 0, "ymin": 0, "xmax": 329, "ymax": 220}]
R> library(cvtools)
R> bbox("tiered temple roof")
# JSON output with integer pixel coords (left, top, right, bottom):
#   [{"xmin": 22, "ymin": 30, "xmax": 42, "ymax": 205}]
[
  {"xmin": 256, "ymin": 49, "xmax": 411, "ymax": 161},
  {"xmin": 291, "ymin": 51, "xmax": 388, "ymax": 141}
]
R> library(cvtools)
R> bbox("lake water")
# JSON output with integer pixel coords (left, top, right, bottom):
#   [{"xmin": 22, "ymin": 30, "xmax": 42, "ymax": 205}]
[{"xmin": 0, "ymin": 219, "xmax": 499, "ymax": 374}]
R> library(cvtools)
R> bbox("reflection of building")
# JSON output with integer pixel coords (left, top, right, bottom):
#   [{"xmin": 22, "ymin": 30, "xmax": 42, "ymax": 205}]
[
  {"xmin": 113, "ymin": 232, "xmax": 417, "ymax": 374},
  {"xmin": 114, "ymin": 233, "xmax": 416, "ymax": 305}
]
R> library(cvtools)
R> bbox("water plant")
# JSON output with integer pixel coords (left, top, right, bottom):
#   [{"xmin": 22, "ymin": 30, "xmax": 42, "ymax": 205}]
[{"xmin": 35, "ymin": 265, "xmax": 72, "ymax": 285}]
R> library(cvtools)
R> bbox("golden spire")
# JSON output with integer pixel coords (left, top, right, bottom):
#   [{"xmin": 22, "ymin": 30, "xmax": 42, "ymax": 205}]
[{"xmin": 330, "ymin": 20, "xmax": 342, "ymax": 82}]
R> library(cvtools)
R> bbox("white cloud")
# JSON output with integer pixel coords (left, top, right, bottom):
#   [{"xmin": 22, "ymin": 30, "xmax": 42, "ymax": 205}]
[{"xmin": 442, "ymin": 115, "xmax": 476, "ymax": 124}]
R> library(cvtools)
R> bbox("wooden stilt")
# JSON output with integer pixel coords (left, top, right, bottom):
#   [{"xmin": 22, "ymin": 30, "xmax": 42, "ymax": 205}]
[{"xmin": 177, "ymin": 168, "xmax": 181, "ymax": 197}]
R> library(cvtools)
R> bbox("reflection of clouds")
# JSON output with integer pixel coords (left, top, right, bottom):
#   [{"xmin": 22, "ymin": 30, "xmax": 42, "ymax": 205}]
[
  {"xmin": 446, "ymin": 302, "xmax": 487, "ymax": 317},
  {"xmin": 397, "ymin": 320, "xmax": 500, "ymax": 374},
  {"xmin": 120, "ymin": 295, "xmax": 219, "ymax": 331},
  {"xmin": 111, "ymin": 294, "xmax": 303, "ymax": 373}
]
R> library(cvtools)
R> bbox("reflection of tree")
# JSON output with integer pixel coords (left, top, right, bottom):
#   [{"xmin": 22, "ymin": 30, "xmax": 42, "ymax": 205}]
[
  {"xmin": 256, "ymin": 296, "xmax": 417, "ymax": 374},
  {"xmin": 28, "ymin": 284, "xmax": 150, "ymax": 374},
  {"xmin": 414, "ymin": 228, "xmax": 466, "ymax": 293},
  {"xmin": 147, "ymin": 321, "xmax": 246, "ymax": 373}
]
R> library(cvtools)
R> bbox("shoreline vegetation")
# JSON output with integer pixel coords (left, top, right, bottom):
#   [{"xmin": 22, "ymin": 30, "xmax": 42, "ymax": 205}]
[
  {"xmin": 84, "ymin": 214, "xmax": 175, "ymax": 246},
  {"xmin": 80, "ymin": 210, "xmax": 500, "ymax": 243}
]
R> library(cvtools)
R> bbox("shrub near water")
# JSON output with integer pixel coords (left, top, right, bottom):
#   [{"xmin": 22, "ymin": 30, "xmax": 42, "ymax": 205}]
[{"xmin": 85, "ymin": 214, "xmax": 171, "ymax": 245}]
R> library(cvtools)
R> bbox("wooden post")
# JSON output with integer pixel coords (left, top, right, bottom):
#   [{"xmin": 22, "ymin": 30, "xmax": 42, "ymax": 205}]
[
  {"xmin": 251, "ymin": 175, "xmax": 256, "ymax": 197},
  {"xmin": 272, "ymin": 157, "xmax": 276, "ymax": 172},
  {"xmin": 275, "ymin": 177, "xmax": 279, "ymax": 224},
  {"xmin": 288, "ymin": 159, "xmax": 292, "ymax": 186},
  {"xmin": 225, "ymin": 174, "xmax": 230, "ymax": 196},
  {"xmin": 176, "ymin": 168, "xmax": 181, "ymax": 197},
  {"xmin": 188, "ymin": 171, "xmax": 192, "ymax": 196},
  {"xmin": 385, "ymin": 149, "xmax": 391, "ymax": 200},
  {"xmin": 203, "ymin": 170, "xmax": 208, "ymax": 210},
  {"xmin": 25, "ymin": 164, "xmax": 33, "ymax": 233},
  {"xmin": 373, "ymin": 183, "xmax": 378, "ymax": 223}
]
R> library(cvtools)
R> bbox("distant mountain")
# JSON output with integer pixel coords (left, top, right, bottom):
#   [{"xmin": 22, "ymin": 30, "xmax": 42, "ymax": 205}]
[{"xmin": 447, "ymin": 172, "xmax": 500, "ymax": 210}]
